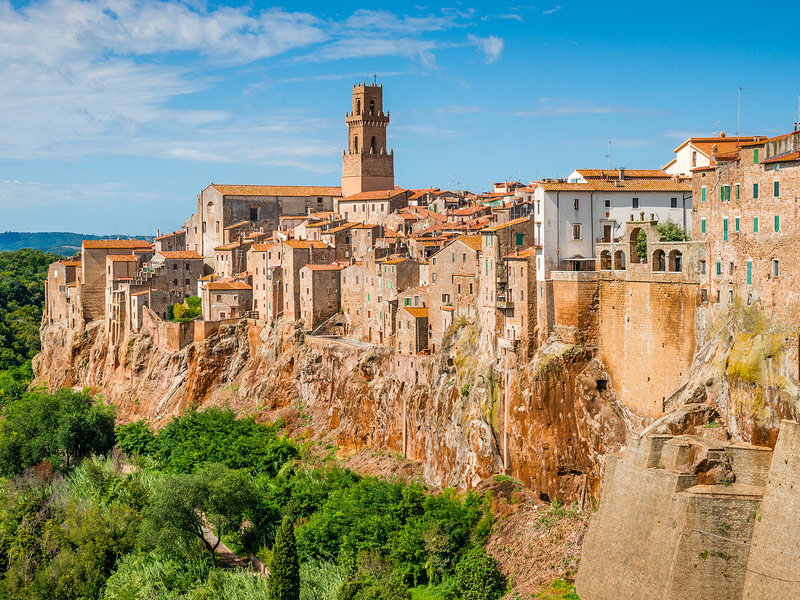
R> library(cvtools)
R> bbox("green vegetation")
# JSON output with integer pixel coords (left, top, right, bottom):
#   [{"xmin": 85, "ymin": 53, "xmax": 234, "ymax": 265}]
[
  {"xmin": 0, "ymin": 232, "xmax": 151, "ymax": 256},
  {"xmin": 452, "ymin": 547, "xmax": 506, "ymax": 600},
  {"xmin": 270, "ymin": 517, "xmax": 300, "ymax": 600},
  {"xmin": 536, "ymin": 578, "xmax": 581, "ymax": 599},
  {"xmin": 0, "ymin": 249, "xmax": 62, "ymax": 401},
  {"xmin": 636, "ymin": 220, "xmax": 688, "ymax": 262},
  {"xmin": 171, "ymin": 296, "xmax": 202, "ymax": 322}
]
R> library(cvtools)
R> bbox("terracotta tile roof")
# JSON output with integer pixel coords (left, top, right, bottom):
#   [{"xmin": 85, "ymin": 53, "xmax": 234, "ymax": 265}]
[
  {"xmin": 576, "ymin": 169, "xmax": 671, "ymax": 179},
  {"xmin": 408, "ymin": 188, "xmax": 439, "ymax": 200},
  {"xmin": 66, "ymin": 282, "xmax": 78, "ymax": 287},
  {"xmin": 210, "ymin": 184, "xmax": 342, "ymax": 197},
  {"xmin": 132, "ymin": 290, "xmax": 150, "ymax": 296},
  {"xmin": 382, "ymin": 257, "xmax": 409, "ymax": 265},
  {"xmin": 353, "ymin": 223, "xmax": 380, "ymax": 230},
  {"xmin": 342, "ymin": 188, "xmax": 408, "ymax": 201},
  {"xmin": 456, "ymin": 235, "xmax": 482, "ymax": 251},
  {"xmin": 283, "ymin": 239, "xmax": 329, "ymax": 249},
  {"xmin": 482, "ymin": 216, "xmax": 531, "ymax": 232},
  {"xmin": 325, "ymin": 223, "xmax": 359, "ymax": 233},
  {"xmin": 214, "ymin": 241, "xmax": 242, "ymax": 251},
  {"xmin": 60, "ymin": 260, "xmax": 81, "ymax": 267},
  {"xmin": 539, "ymin": 179, "xmax": 691, "ymax": 192},
  {"xmin": 207, "ymin": 281, "xmax": 252, "ymax": 291},
  {"xmin": 250, "ymin": 243, "xmax": 275, "ymax": 252},
  {"xmin": 155, "ymin": 230, "xmax": 184, "ymax": 240},
  {"xmin": 452, "ymin": 272, "xmax": 476, "ymax": 277},
  {"xmin": 199, "ymin": 274, "xmax": 219, "ymax": 281},
  {"xmin": 403, "ymin": 306, "xmax": 428, "ymax": 318},
  {"xmin": 762, "ymin": 150, "xmax": 800, "ymax": 164},
  {"xmin": 504, "ymin": 247, "xmax": 538, "ymax": 259},
  {"xmin": 107, "ymin": 254, "xmax": 139, "ymax": 262},
  {"xmin": 675, "ymin": 135, "xmax": 762, "ymax": 151},
  {"xmin": 441, "ymin": 306, "xmax": 455, "ymax": 312},
  {"xmin": 303, "ymin": 264, "xmax": 343, "ymax": 271},
  {"xmin": 279, "ymin": 215, "xmax": 309, "ymax": 221},
  {"xmin": 158, "ymin": 251, "xmax": 203, "ymax": 259},
  {"xmin": 224, "ymin": 220, "xmax": 251, "ymax": 230},
  {"xmin": 381, "ymin": 229, "xmax": 403, "ymax": 238},
  {"xmin": 82, "ymin": 239, "xmax": 150, "ymax": 249},
  {"xmin": 449, "ymin": 205, "xmax": 486, "ymax": 217}
]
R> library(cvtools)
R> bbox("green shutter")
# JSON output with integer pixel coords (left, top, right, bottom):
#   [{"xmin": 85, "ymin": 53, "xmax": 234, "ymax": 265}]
[
  {"xmin": 716, "ymin": 261, "xmax": 721, "ymax": 276},
  {"xmin": 721, "ymin": 187, "xmax": 724, "ymax": 201},
  {"xmin": 753, "ymin": 217, "xmax": 759, "ymax": 233},
  {"xmin": 775, "ymin": 215, "xmax": 780, "ymax": 232},
  {"xmin": 753, "ymin": 183, "xmax": 759, "ymax": 199},
  {"xmin": 723, "ymin": 218, "xmax": 728, "ymax": 241},
  {"xmin": 736, "ymin": 184, "xmax": 740, "ymax": 200},
  {"xmin": 701, "ymin": 218, "xmax": 706, "ymax": 234},
  {"xmin": 515, "ymin": 232, "xmax": 523, "ymax": 246},
  {"xmin": 735, "ymin": 217, "xmax": 740, "ymax": 232},
  {"xmin": 754, "ymin": 149, "xmax": 759, "ymax": 163},
  {"xmin": 774, "ymin": 181, "xmax": 780, "ymax": 197},
  {"xmin": 747, "ymin": 261, "xmax": 752, "ymax": 286},
  {"xmin": 701, "ymin": 187, "xmax": 706, "ymax": 202}
]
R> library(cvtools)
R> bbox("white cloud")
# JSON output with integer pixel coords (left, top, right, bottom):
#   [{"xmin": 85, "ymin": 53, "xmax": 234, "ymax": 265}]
[
  {"xmin": 468, "ymin": 34, "xmax": 504, "ymax": 64},
  {"xmin": 542, "ymin": 6, "xmax": 563, "ymax": 15},
  {"xmin": 514, "ymin": 98, "xmax": 656, "ymax": 118},
  {"xmin": 435, "ymin": 105, "xmax": 480, "ymax": 115}
]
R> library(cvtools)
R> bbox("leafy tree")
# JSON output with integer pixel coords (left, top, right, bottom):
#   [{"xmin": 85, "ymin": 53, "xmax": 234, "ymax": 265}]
[
  {"xmin": 116, "ymin": 420, "xmax": 156, "ymax": 456},
  {"xmin": 143, "ymin": 463, "xmax": 257, "ymax": 567},
  {"xmin": 452, "ymin": 547, "xmax": 506, "ymax": 600},
  {"xmin": 637, "ymin": 220, "xmax": 688, "ymax": 262},
  {"xmin": 0, "ymin": 389, "xmax": 115, "ymax": 475},
  {"xmin": 337, "ymin": 552, "xmax": 411, "ymax": 600},
  {"xmin": 269, "ymin": 517, "xmax": 300, "ymax": 600},
  {"xmin": 172, "ymin": 296, "xmax": 202, "ymax": 322}
]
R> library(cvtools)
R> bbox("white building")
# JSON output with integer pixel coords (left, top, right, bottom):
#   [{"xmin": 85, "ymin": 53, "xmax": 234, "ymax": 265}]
[
  {"xmin": 663, "ymin": 133, "xmax": 760, "ymax": 176},
  {"xmin": 533, "ymin": 168, "xmax": 693, "ymax": 280}
]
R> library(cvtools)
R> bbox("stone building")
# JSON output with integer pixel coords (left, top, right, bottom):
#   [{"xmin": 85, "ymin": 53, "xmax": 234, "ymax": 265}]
[
  {"xmin": 692, "ymin": 131, "xmax": 800, "ymax": 317},
  {"xmin": 663, "ymin": 132, "xmax": 761, "ymax": 176},
  {"xmin": 79, "ymin": 239, "xmax": 152, "ymax": 321},
  {"xmin": 201, "ymin": 280, "xmax": 252, "ymax": 321},
  {"xmin": 350, "ymin": 223, "xmax": 382, "ymax": 260},
  {"xmin": 320, "ymin": 222, "xmax": 356, "ymax": 261},
  {"xmin": 281, "ymin": 240, "xmax": 336, "ymax": 320},
  {"xmin": 44, "ymin": 259, "xmax": 82, "ymax": 328},
  {"xmin": 184, "ymin": 183, "xmax": 341, "ymax": 262},
  {"xmin": 214, "ymin": 239, "xmax": 252, "ymax": 278},
  {"xmin": 337, "ymin": 189, "xmax": 409, "ymax": 225},
  {"xmin": 248, "ymin": 243, "xmax": 283, "ymax": 322},
  {"xmin": 478, "ymin": 216, "xmax": 535, "ymax": 353},
  {"xmin": 154, "ymin": 230, "xmax": 186, "ymax": 252},
  {"xmin": 341, "ymin": 82, "xmax": 394, "ymax": 197},
  {"xmin": 428, "ymin": 235, "xmax": 481, "ymax": 353},
  {"xmin": 396, "ymin": 307, "xmax": 428, "ymax": 355},
  {"xmin": 340, "ymin": 262, "xmax": 366, "ymax": 338},
  {"xmin": 398, "ymin": 286, "xmax": 429, "ymax": 309},
  {"xmin": 500, "ymin": 246, "xmax": 537, "ymax": 359},
  {"xmin": 299, "ymin": 264, "xmax": 342, "ymax": 330}
]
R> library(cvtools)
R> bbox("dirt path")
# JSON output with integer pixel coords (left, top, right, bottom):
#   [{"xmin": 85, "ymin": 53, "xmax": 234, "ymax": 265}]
[{"xmin": 202, "ymin": 526, "xmax": 251, "ymax": 569}]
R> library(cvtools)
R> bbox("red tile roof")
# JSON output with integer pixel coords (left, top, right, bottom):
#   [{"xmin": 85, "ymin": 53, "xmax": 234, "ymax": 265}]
[
  {"xmin": 250, "ymin": 243, "xmax": 275, "ymax": 252},
  {"xmin": 504, "ymin": 247, "xmax": 537, "ymax": 259},
  {"xmin": 482, "ymin": 216, "xmax": 531, "ymax": 232},
  {"xmin": 210, "ymin": 184, "xmax": 341, "ymax": 197},
  {"xmin": 158, "ymin": 251, "xmax": 203, "ymax": 259},
  {"xmin": 207, "ymin": 281, "xmax": 252, "ymax": 290},
  {"xmin": 303, "ymin": 264, "xmax": 343, "ymax": 271},
  {"xmin": 283, "ymin": 239, "xmax": 329, "ymax": 249},
  {"xmin": 155, "ymin": 230, "xmax": 184, "ymax": 240},
  {"xmin": 107, "ymin": 255, "xmax": 139, "ymax": 262},
  {"xmin": 576, "ymin": 169, "xmax": 671, "ymax": 179},
  {"xmin": 82, "ymin": 239, "xmax": 150, "ymax": 249},
  {"xmin": 403, "ymin": 306, "xmax": 429, "ymax": 318},
  {"xmin": 342, "ymin": 188, "xmax": 408, "ymax": 201},
  {"xmin": 762, "ymin": 151, "xmax": 800, "ymax": 164}
]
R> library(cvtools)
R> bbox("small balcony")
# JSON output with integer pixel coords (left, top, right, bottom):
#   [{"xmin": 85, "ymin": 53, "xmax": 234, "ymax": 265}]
[{"xmin": 496, "ymin": 297, "xmax": 514, "ymax": 310}]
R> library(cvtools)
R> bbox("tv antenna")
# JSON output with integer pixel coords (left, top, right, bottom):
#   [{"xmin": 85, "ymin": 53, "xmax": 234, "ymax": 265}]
[
  {"xmin": 605, "ymin": 141, "xmax": 613, "ymax": 169},
  {"xmin": 737, "ymin": 86, "xmax": 748, "ymax": 138},
  {"xmin": 373, "ymin": 73, "xmax": 377, "ymax": 85}
]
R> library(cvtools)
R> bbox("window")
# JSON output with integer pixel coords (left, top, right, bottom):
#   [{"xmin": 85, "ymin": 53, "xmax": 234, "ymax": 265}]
[
  {"xmin": 753, "ymin": 217, "xmax": 759, "ymax": 233},
  {"xmin": 572, "ymin": 224, "xmax": 582, "ymax": 240},
  {"xmin": 701, "ymin": 186, "xmax": 707, "ymax": 202},
  {"xmin": 317, "ymin": 197, "xmax": 323, "ymax": 203},
  {"xmin": 723, "ymin": 218, "xmax": 728, "ymax": 241},
  {"xmin": 701, "ymin": 288, "xmax": 708, "ymax": 302},
  {"xmin": 469, "ymin": 283, "xmax": 473, "ymax": 294},
  {"xmin": 451, "ymin": 252, "xmax": 456, "ymax": 262},
  {"xmin": 753, "ymin": 148, "xmax": 759, "ymax": 163},
  {"xmin": 515, "ymin": 232, "xmax": 524, "ymax": 246},
  {"xmin": 729, "ymin": 262, "xmax": 734, "ymax": 276},
  {"xmin": 716, "ymin": 261, "xmax": 722, "ymax": 276},
  {"xmin": 701, "ymin": 218, "xmax": 706, "ymax": 234},
  {"xmin": 185, "ymin": 278, "xmax": 190, "ymax": 284},
  {"xmin": 753, "ymin": 183, "xmax": 759, "ymax": 199},
  {"xmin": 173, "ymin": 263, "xmax": 178, "ymax": 270},
  {"xmin": 250, "ymin": 207, "xmax": 258, "ymax": 221},
  {"xmin": 216, "ymin": 294, "xmax": 221, "ymax": 301},
  {"xmin": 604, "ymin": 199, "xmax": 611, "ymax": 208},
  {"xmin": 632, "ymin": 197, "xmax": 639, "ymax": 209},
  {"xmin": 736, "ymin": 184, "xmax": 740, "ymax": 200},
  {"xmin": 747, "ymin": 260, "xmax": 753, "ymax": 286},
  {"xmin": 573, "ymin": 198, "xmax": 579, "ymax": 210},
  {"xmin": 692, "ymin": 150, "xmax": 697, "ymax": 167},
  {"xmin": 735, "ymin": 217, "xmax": 740, "ymax": 232},
  {"xmin": 775, "ymin": 215, "xmax": 780, "ymax": 232},
  {"xmin": 173, "ymin": 278, "xmax": 178, "ymax": 285},
  {"xmin": 700, "ymin": 260, "xmax": 706, "ymax": 275},
  {"xmin": 729, "ymin": 289, "xmax": 734, "ymax": 304},
  {"xmin": 462, "ymin": 252, "xmax": 466, "ymax": 262},
  {"xmin": 442, "ymin": 293, "xmax": 450, "ymax": 303},
  {"xmin": 432, "ymin": 273, "xmax": 437, "ymax": 283},
  {"xmin": 772, "ymin": 260, "xmax": 780, "ymax": 278},
  {"xmin": 774, "ymin": 181, "xmax": 780, "ymax": 197},
  {"xmin": 670, "ymin": 197, "xmax": 677, "ymax": 209}
]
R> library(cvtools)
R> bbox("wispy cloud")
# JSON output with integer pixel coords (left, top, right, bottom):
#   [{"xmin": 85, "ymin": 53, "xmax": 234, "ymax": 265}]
[
  {"xmin": 468, "ymin": 34, "xmax": 504, "ymax": 64},
  {"xmin": 435, "ymin": 105, "xmax": 480, "ymax": 115},
  {"xmin": 514, "ymin": 98, "xmax": 661, "ymax": 118},
  {"xmin": 542, "ymin": 6, "xmax": 563, "ymax": 15}
]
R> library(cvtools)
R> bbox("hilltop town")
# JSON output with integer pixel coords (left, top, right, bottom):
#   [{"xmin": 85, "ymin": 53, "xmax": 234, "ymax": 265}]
[{"xmin": 43, "ymin": 82, "xmax": 798, "ymax": 421}]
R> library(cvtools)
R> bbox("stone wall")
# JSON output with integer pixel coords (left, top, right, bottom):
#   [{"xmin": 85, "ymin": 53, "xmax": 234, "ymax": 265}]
[
  {"xmin": 142, "ymin": 307, "xmax": 195, "ymax": 352},
  {"xmin": 551, "ymin": 272, "xmax": 599, "ymax": 345}
]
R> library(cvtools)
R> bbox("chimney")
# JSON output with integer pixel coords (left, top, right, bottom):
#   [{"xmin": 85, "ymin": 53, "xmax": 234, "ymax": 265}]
[
  {"xmin": 156, "ymin": 228, "xmax": 160, "ymax": 237},
  {"xmin": 619, "ymin": 167, "xmax": 625, "ymax": 181}
]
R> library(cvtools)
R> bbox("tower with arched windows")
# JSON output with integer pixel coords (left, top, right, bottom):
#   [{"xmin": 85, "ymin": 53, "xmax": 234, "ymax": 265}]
[{"xmin": 342, "ymin": 82, "xmax": 394, "ymax": 197}]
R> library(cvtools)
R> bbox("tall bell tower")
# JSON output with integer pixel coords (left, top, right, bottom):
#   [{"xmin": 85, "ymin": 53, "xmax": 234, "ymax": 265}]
[{"xmin": 342, "ymin": 82, "xmax": 395, "ymax": 197}]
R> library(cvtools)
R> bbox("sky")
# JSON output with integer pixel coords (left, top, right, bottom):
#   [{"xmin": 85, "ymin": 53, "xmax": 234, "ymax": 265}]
[{"xmin": 1, "ymin": 0, "xmax": 800, "ymax": 235}]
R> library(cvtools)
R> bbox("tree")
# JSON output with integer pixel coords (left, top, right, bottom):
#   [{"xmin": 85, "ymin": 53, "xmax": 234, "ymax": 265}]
[
  {"xmin": 637, "ymin": 220, "xmax": 688, "ymax": 262},
  {"xmin": 0, "ymin": 389, "xmax": 115, "ymax": 475},
  {"xmin": 144, "ymin": 464, "xmax": 257, "ymax": 567},
  {"xmin": 452, "ymin": 547, "xmax": 506, "ymax": 600},
  {"xmin": 269, "ymin": 517, "xmax": 300, "ymax": 600},
  {"xmin": 116, "ymin": 420, "xmax": 156, "ymax": 456}
]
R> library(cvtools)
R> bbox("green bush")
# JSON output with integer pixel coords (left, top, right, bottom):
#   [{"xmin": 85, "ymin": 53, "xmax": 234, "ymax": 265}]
[
  {"xmin": 452, "ymin": 547, "xmax": 506, "ymax": 600},
  {"xmin": 300, "ymin": 559, "xmax": 345, "ymax": 600},
  {"xmin": 172, "ymin": 296, "xmax": 202, "ymax": 322},
  {"xmin": 269, "ymin": 517, "xmax": 300, "ymax": 600},
  {"xmin": 116, "ymin": 420, "xmax": 156, "ymax": 456}
]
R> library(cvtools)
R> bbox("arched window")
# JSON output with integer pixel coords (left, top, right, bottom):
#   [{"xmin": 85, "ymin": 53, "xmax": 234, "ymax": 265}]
[
  {"xmin": 369, "ymin": 99, "xmax": 375, "ymax": 115},
  {"xmin": 614, "ymin": 250, "xmax": 626, "ymax": 270},
  {"xmin": 600, "ymin": 250, "xmax": 612, "ymax": 270},
  {"xmin": 356, "ymin": 99, "xmax": 361, "ymax": 115},
  {"xmin": 370, "ymin": 136, "xmax": 377, "ymax": 153},
  {"xmin": 652, "ymin": 249, "xmax": 666, "ymax": 272},
  {"xmin": 353, "ymin": 135, "xmax": 358, "ymax": 153},
  {"xmin": 629, "ymin": 227, "xmax": 644, "ymax": 264},
  {"xmin": 669, "ymin": 250, "xmax": 683, "ymax": 273}
]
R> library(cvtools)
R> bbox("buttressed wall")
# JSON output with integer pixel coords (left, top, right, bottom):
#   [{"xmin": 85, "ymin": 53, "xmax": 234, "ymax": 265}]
[{"xmin": 577, "ymin": 421, "xmax": 800, "ymax": 600}]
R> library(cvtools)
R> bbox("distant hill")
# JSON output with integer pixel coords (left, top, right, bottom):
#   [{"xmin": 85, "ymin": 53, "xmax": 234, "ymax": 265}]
[{"xmin": 0, "ymin": 232, "xmax": 154, "ymax": 256}]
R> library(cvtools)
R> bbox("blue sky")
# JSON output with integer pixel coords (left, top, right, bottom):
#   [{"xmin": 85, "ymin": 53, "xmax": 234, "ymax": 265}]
[{"xmin": 1, "ymin": 0, "xmax": 799, "ymax": 235}]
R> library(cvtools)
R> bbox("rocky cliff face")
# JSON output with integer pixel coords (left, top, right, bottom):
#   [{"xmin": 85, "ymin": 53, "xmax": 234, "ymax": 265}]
[{"xmin": 35, "ymin": 318, "xmax": 631, "ymax": 502}]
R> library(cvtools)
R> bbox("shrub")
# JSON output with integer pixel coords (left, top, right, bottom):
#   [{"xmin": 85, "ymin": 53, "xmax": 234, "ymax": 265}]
[
  {"xmin": 269, "ymin": 517, "xmax": 300, "ymax": 600},
  {"xmin": 452, "ymin": 547, "xmax": 506, "ymax": 600}
]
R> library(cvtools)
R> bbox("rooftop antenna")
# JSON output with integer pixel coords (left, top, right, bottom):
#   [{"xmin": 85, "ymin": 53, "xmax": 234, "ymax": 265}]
[
  {"xmin": 795, "ymin": 94, "xmax": 800, "ymax": 132},
  {"xmin": 737, "ymin": 86, "xmax": 748, "ymax": 138},
  {"xmin": 373, "ymin": 73, "xmax": 377, "ymax": 85},
  {"xmin": 605, "ymin": 141, "xmax": 613, "ymax": 169}
]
